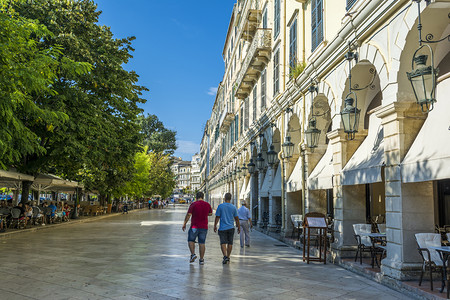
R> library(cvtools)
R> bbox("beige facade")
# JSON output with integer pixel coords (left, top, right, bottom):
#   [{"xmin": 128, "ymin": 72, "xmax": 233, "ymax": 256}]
[{"xmin": 201, "ymin": 0, "xmax": 450, "ymax": 280}]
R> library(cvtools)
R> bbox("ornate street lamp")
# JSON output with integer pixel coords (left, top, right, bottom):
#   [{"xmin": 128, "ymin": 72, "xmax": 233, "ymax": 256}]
[
  {"xmin": 340, "ymin": 44, "xmax": 361, "ymax": 140},
  {"xmin": 266, "ymin": 144, "xmax": 278, "ymax": 167},
  {"xmin": 241, "ymin": 164, "xmax": 248, "ymax": 176},
  {"xmin": 247, "ymin": 158, "xmax": 256, "ymax": 175},
  {"xmin": 405, "ymin": 0, "xmax": 445, "ymax": 113},
  {"xmin": 256, "ymin": 153, "xmax": 265, "ymax": 171},
  {"xmin": 305, "ymin": 83, "xmax": 321, "ymax": 150},
  {"xmin": 407, "ymin": 52, "xmax": 437, "ymax": 112},
  {"xmin": 282, "ymin": 136, "xmax": 295, "ymax": 159}
]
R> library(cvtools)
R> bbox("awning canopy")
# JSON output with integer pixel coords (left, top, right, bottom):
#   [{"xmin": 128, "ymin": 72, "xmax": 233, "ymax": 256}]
[
  {"xmin": 342, "ymin": 113, "xmax": 384, "ymax": 185},
  {"xmin": 271, "ymin": 164, "xmax": 282, "ymax": 197},
  {"xmin": 401, "ymin": 78, "xmax": 450, "ymax": 183},
  {"xmin": 260, "ymin": 170, "xmax": 271, "ymax": 197},
  {"xmin": 31, "ymin": 174, "xmax": 83, "ymax": 192},
  {"xmin": 287, "ymin": 157, "xmax": 302, "ymax": 192},
  {"xmin": 0, "ymin": 170, "xmax": 34, "ymax": 188},
  {"xmin": 239, "ymin": 179, "xmax": 248, "ymax": 200},
  {"xmin": 244, "ymin": 180, "xmax": 251, "ymax": 199},
  {"xmin": 308, "ymin": 145, "xmax": 334, "ymax": 190}
]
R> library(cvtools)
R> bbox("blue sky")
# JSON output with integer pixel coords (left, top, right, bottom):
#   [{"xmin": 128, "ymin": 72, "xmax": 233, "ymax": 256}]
[{"xmin": 96, "ymin": 0, "xmax": 236, "ymax": 160}]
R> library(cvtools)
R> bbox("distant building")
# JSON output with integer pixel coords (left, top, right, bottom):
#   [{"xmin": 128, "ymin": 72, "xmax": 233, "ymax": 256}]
[
  {"xmin": 190, "ymin": 153, "xmax": 201, "ymax": 193},
  {"xmin": 170, "ymin": 157, "xmax": 191, "ymax": 198}
]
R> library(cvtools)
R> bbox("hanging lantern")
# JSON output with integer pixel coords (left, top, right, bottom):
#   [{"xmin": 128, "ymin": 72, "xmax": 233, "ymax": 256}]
[
  {"xmin": 241, "ymin": 164, "xmax": 248, "ymax": 176},
  {"xmin": 256, "ymin": 153, "xmax": 265, "ymax": 171},
  {"xmin": 282, "ymin": 136, "xmax": 295, "ymax": 159},
  {"xmin": 266, "ymin": 144, "xmax": 278, "ymax": 166},
  {"xmin": 305, "ymin": 118, "xmax": 321, "ymax": 150},
  {"xmin": 406, "ymin": 49, "xmax": 438, "ymax": 113},
  {"xmin": 247, "ymin": 159, "xmax": 256, "ymax": 174},
  {"xmin": 340, "ymin": 92, "xmax": 360, "ymax": 140}
]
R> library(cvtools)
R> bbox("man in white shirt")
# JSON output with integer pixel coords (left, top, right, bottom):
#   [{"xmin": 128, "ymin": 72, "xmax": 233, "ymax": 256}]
[{"xmin": 237, "ymin": 201, "xmax": 252, "ymax": 248}]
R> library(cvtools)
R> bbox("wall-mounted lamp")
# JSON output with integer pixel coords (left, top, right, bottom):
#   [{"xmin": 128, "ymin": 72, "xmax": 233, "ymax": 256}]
[
  {"xmin": 305, "ymin": 82, "xmax": 321, "ymax": 150},
  {"xmin": 405, "ymin": 0, "xmax": 447, "ymax": 113}
]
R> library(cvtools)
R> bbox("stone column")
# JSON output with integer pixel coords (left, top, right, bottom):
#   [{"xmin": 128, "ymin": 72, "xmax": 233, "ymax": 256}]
[
  {"xmin": 328, "ymin": 128, "xmax": 368, "ymax": 259},
  {"xmin": 258, "ymin": 170, "xmax": 265, "ymax": 226},
  {"xmin": 376, "ymin": 102, "xmax": 431, "ymax": 280},
  {"xmin": 268, "ymin": 166, "xmax": 276, "ymax": 230},
  {"xmin": 250, "ymin": 173, "xmax": 257, "ymax": 220}
]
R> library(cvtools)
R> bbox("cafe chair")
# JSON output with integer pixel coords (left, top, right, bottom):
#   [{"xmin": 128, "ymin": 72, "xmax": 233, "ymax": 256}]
[
  {"xmin": 9, "ymin": 208, "xmax": 26, "ymax": 229},
  {"xmin": 290, "ymin": 214, "xmax": 303, "ymax": 240},
  {"xmin": 353, "ymin": 224, "xmax": 372, "ymax": 264},
  {"xmin": 377, "ymin": 223, "xmax": 386, "ymax": 234},
  {"xmin": 415, "ymin": 233, "xmax": 443, "ymax": 291}
]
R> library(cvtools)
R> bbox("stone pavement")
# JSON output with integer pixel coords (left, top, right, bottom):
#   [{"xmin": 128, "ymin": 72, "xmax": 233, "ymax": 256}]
[{"xmin": 0, "ymin": 205, "xmax": 413, "ymax": 300}]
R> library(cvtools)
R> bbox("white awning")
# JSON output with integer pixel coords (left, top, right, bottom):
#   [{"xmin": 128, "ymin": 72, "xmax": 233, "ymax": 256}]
[
  {"xmin": 271, "ymin": 164, "xmax": 282, "ymax": 197},
  {"xmin": 0, "ymin": 169, "xmax": 34, "ymax": 189},
  {"xmin": 244, "ymin": 178, "xmax": 251, "ymax": 199},
  {"xmin": 308, "ymin": 145, "xmax": 334, "ymax": 190},
  {"xmin": 31, "ymin": 174, "xmax": 83, "ymax": 192},
  {"xmin": 260, "ymin": 170, "xmax": 271, "ymax": 197},
  {"xmin": 342, "ymin": 113, "xmax": 384, "ymax": 185},
  {"xmin": 239, "ymin": 180, "xmax": 248, "ymax": 200},
  {"xmin": 287, "ymin": 157, "xmax": 302, "ymax": 192},
  {"xmin": 401, "ymin": 78, "xmax": 450, "ymax": 183}
]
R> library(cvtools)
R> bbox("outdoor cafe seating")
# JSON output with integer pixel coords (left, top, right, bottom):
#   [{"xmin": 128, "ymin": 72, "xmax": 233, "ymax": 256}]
[{"xmin": 353, "ymin": 223, "xmax": 387, "ymax": 268}]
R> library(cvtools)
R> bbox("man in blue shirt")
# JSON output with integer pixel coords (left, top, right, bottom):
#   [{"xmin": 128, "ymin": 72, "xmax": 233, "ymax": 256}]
[
  {"xmin": 237, "ymin": 201, "xmax": 252, "ymax": 248},
  {"xmin": 214, "ymin": 193, "xmax": 240, "ymax": 264}
]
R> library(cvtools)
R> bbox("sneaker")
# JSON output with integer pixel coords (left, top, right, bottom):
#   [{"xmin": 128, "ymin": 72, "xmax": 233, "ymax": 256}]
[
  {"xmin": 245, "ymin": 244, "xmax": 250, "ymax": 247},
  {"xmin": 222, "ymin": 256, "xmax": 229, "ymax": 265},
  {"xmin": 199, "ymin": 259, "xmax": 204, "ymax": 265},
  {"xmin": 190, "ymin": 254, "xmax": 197, "ymax": 263}
]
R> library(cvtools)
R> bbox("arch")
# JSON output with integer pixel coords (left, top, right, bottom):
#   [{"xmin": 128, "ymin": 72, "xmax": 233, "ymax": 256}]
[{"xmin": 287, "ymin": 113, "xmax": 302, "ymax": 157}]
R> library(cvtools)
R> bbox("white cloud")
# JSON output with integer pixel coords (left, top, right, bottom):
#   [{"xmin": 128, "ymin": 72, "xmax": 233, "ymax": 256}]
[
  {"xmin": 176, "ymin": 140, "xmax": 199, "ymax": 155},
  {"xmin": 207, "ymin": 87, "xmax": 218, "ymax": 96}
]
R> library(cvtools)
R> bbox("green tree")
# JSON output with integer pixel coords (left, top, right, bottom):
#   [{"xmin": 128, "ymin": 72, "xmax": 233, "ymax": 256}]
[
  {"xmin": 13, "ymin": 0, "xmax": 146, "ymax": 200},
  {"xmin": 139, "ymin": 114, "xmax": 177, "ymax": 155},
  {"xmin": 0, "ymin": 2, "xmax": 90, "ymax": 168}
]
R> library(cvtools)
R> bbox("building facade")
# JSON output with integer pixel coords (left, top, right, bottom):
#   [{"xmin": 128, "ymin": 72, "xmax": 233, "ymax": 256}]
[
  {"xmin": 171, "ymin": 158, "xmax": 192, "ymax": 196},
  {"xmin": 190, "ymin": 153, "xmax": 201, "ymax": 193},
  {"xmin": 201, "ymin": 0, "xmax": 450, "ymax": 281}
]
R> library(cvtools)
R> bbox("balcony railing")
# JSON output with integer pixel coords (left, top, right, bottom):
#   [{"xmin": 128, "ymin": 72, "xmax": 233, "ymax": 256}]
[
  {"xmin": 235, "ymin": 28, "xmax": 272, "ymax": 99},
  {"xmin": 219, "ymin": 103, "xmax": 235, "ymax": 133},
  {"xmin": 237, "ymin": 0, "xmax": 261, "ymax": 42}
]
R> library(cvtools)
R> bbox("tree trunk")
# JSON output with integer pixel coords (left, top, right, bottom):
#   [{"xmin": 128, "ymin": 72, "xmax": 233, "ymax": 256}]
[{"xmin": 21, "ymin": 181, "xmax": 32, "ymax": 204}]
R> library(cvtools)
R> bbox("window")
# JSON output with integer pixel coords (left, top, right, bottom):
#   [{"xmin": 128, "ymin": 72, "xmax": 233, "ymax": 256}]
[
  {"xmin": 261, "ymin": 68, "xmax": 266, "ymax": 110},
  {"xmin": 311, "ymin": 0, "xmax": 324, "ymax": 51},
  {"xmin": 346, "ymin": 0, "xmax": 357, "ymax": 11},
  {"xmin": 252, "ymin": 85, "xmax": 257, "ymax": 122},
  {"xmin": 274, "ymin": 0, "xmax": 280, "ymax": 38},
  {"xmin": 273, "ymin": 49, "xmax": 280, "ymax": 95},
  {"xmin": 289, "ymin": 19, "xmax": 297, "ymax": 72},
  {"xmin": 244, "ymin": 98, "xmax": 249, "ymax": 130},
  {"xmin": 235, "ymin": 115, "xmax": 239, "ymax": 141},
  {"xmin": 262, "ymin": 6, "xmax": 268, "ymax": 29},
  {"xmin": 240, "ymin": 107, "xmax": 244, "ymax": 135}
]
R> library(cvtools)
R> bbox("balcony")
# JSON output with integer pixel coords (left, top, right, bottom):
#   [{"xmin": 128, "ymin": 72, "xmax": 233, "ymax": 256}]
[
  {"xmin": 237, "ymin": 0, "xmax": 261, "ymax": 42},
  {"xmin": 219, "ymin": 104, "xmax": 235, "ymax": 133},
  {"xmin": 235, "ymin": 28, "xmax": 272, "ymax": 99}
]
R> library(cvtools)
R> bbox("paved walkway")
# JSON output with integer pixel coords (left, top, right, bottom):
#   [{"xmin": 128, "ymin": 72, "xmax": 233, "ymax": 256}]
[{"xmin": 0, "ymin": 205, "xmax": 411, "ymax": 300}]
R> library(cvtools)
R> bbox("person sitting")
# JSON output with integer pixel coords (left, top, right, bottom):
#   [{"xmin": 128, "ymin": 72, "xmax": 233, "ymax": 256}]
[
  {"xmin": 48, "ymin": 202, "xmax": 57, "ymax": 223},
  {"xmin": 13, "ymin": 202, "xmax": 27, "ymax": 228},
  {"xmin": 24, "ymin": 203, "xmax": 33, "ymax": 226},
  {"xmin": 63, "ymin": 203, "xmax": 71, "ymax": 221}
]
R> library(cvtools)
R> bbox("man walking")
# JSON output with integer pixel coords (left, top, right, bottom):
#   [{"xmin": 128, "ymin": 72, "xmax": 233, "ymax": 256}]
[
  {"xmin": 237, "ymin": 201, "xmax": 252, "ymax": 248},
  {"xmin": 214, "ymin": 193, "xmax": 240, "ymax": 264},
  {"xmin": 182, "ymin": 192, "xmax": 212, "ymax": 265}
]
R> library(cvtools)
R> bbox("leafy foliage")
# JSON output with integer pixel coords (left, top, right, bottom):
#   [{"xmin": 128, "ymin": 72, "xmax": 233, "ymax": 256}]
[
  {"xmin": 12, "ymin": 0, "xmax": 146, "ymax": 197},
  {"xmin": 0, "ymin": 2, "xmax": 90, "ymax": 168},
  {"xmin": 290, "ymin": 61, "xmax": 307, "ymax": 79},
  {"xmin": 139, "ymin": 114, "xmax": 177, "ymax": 155}
]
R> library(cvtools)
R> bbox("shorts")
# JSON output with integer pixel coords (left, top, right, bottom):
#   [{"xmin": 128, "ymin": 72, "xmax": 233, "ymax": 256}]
[
  {"xmin": 188, "ymin": 228, "xmax": 208, "ymax": 244},
  {"xmin": 218, "ymin": 228, "xmax": 235, "ymax": 245}
]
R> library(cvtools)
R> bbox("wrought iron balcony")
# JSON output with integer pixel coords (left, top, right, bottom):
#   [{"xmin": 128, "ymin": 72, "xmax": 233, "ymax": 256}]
[
  {"xmin": 219, "ymin": 104, "xmax": 235, "ymax": 133},
  {"xmin": 235, "ymin": 28, "xmax": 272, "ymax": 99}
]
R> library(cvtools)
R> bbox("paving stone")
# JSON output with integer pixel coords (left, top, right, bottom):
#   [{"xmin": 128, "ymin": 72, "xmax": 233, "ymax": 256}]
[{"xmin": 0, "ymin": 206, "xmax": 412, "ymax": 299}]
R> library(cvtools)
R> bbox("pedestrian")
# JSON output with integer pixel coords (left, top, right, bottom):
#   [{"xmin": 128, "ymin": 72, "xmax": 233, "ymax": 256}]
[
  {"xmin": 237, "ymin": 201, "xmax": 252, "ymax": 248},
  {"xmin": 182, "ymin": 191, "xmax": 212, "ymax": 265},
  {"xmin": 214, "ymin": 193, "xmax": 240, "ymax": 264}
]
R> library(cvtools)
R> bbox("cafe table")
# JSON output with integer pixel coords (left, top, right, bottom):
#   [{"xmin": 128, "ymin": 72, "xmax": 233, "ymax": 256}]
[
  {"xmin": 361, "ymin": 232, "xmax": 386, "ymax": 268},
  {"xmin": 429, "ymin": 246, "xmax": 450, "ymax": 298}
]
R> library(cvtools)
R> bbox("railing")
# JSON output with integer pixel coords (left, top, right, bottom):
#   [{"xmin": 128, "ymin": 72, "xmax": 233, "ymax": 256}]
[
  {"xmin": 235, "ymin": 28, "xmax": 272, "ymax": 99},
  {"xmin": 218, "ymin": 103, "xmax": 235, "ymax": 133},
  {"xmin": 236, "ymin": 0, "xmax": 261, "ymax": 42}
]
